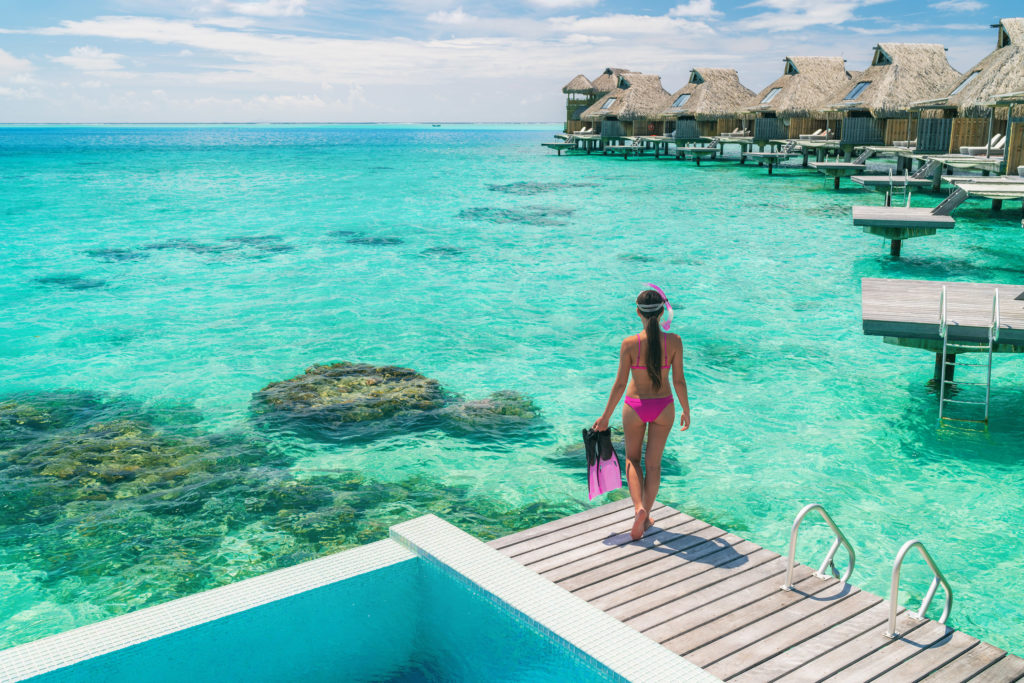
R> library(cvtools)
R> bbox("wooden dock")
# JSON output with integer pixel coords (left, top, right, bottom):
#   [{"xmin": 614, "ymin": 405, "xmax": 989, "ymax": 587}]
[
  {"xmin": 861, "ymin": 277, "xmax": 1024, "ymax": 347},
  {"xmin": 490, "ymin": 499, "xmax": 1024, "ymax": 681}
]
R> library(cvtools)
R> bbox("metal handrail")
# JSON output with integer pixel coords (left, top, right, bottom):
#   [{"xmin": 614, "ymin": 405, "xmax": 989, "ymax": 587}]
[
  {"xmin": 991, "ymin": 288, "xmax": 1001, "ymax": 344},
  {"xmin": 938, "ymin": 285, "xmax": 948, "ymax": 338},
  {"xmin": 781, "ymin": 504, "xmax": 855, "ymax": 591},
  {"xmin": 885, "ymin": 539, "xmax": 953, "ymax": 638}
]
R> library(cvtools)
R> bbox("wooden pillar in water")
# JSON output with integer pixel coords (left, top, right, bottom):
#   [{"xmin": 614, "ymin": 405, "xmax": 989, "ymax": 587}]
[
  {"xmin": 934, "ymin": 352, "xmax": 955, "ymax": 382},
  {"xmin": 993, "ymin": 199, "xmax": 1003, "ymax": 211},
  {"xmin": 833, "ymin": 176, "xmax": 841, "ymax": 190},
  {"xmin": 802, "ymin": 151, "xmax": 809, "ymax": 167}
]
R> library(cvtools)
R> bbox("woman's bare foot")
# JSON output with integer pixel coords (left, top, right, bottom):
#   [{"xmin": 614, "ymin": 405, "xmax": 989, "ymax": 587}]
[
  {"xmin": 644, "ymin": 516, "xmax": 654, "ymax": 531},
  {"xmin": 630, "ymin": 507, "xmax": 648, "ymax": 541}
]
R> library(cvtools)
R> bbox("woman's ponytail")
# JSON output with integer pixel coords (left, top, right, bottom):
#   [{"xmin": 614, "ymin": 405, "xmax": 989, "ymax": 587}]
[{"xmin": 636, "ymin": 289, "xmax": 665, "ymax": 390}]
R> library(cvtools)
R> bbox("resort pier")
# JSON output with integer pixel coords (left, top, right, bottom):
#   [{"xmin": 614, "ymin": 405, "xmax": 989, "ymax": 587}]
[{"xmin": 491, "ymin": 498, "xmax": 1024, "ymax": 681}]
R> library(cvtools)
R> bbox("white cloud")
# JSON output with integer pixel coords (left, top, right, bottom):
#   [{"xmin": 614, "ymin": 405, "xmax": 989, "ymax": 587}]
[
  {"xmin": 526, "ymin": 0, "xmax": 600, "ymax": 9},
  {"xmin": 669, "ymin": 0, "xmax": 722, "ymax": 18},
  {"xmin": 0, "ymin": 48, "xmax": 32, "ymax": 78},
  {"xmin": 51, "ymin": 46, "xmax": 125, "ymax": 71},
  {"xmin": 929, "ymin": 0, "xmax": 984, "ymax": 11},
  {"xmin": 548, "ymin": 13, "xmax": 714, "ymax": 35},
  {"xmin": 426, "ymin": 7, "xmax": 474, "ymax": 24},
  {"xmin": 223, "ymin": 0, "xmax": 306, "ymax": 17},
  {"xmin": 740, "ymin": 0, "xmax": 887, "ymax": 32},
  {"xmin": 254, "ymin": 93, "xmax": 325, "ymax": 106}
]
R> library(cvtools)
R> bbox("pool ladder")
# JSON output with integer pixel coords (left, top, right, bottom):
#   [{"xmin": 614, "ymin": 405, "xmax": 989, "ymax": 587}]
[
  {"xmin": 938, "ymin": 286, "xmax": 1000, "ymax": 426},
  {"xmin": 781, "ymin": 504, "xmax": 953, "ymax": 638}
]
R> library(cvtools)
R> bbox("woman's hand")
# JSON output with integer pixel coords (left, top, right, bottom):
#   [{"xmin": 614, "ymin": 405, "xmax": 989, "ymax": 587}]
[
  {"xmin": 679, "ymin": 411, "xmax": 690, "ymax": 431},
  {"xmin": 592, "ymin": 415, "xmax": 610, "ymax": 432}
]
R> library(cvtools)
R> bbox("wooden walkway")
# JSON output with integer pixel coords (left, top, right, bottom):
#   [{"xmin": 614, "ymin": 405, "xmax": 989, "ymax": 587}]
[
  {"xmin": 490, "ymin": 499, "xmax": 1024, "ymax": 682},
  {"xmin": 862, "ymin": 277, "xmax": 1024, "ymax": 346}
]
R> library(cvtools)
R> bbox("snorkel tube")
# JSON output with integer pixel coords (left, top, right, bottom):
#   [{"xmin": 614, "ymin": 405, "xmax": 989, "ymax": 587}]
[{"xmin": 643, "ymin": 283, "xmax": 673, "ymax": 332}]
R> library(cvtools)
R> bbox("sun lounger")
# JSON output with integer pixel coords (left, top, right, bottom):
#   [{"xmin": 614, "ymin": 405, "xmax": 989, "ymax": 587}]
[
  {"xmin": 960, "ymin": 134, "xmax": 1004, "ymax": 156},
  {"xmin": 893, "ymin": 139, "xmax": 916, "ymax": 148},
  {"xmin": 799, "ymin": 129, "xmax": 824, "ymax": 140}
]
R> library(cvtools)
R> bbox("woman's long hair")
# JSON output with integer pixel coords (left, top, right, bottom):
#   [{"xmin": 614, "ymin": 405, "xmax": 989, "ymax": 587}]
[{"xmin": 636, "ymin": 289, "xmax": 665, "ymax": 390}]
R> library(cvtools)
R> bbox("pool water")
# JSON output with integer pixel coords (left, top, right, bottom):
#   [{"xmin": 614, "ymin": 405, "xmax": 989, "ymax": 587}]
[
  {"xmin": 21, "ymin": 552, "xmax": 617, "ymax": 682},
  {"xmin": 0, "ymin": 125, "xmax": 1022, "ymax": 655}
]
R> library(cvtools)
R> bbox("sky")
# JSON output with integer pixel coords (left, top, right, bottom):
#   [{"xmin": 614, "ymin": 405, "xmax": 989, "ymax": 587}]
[{"xmin": 0, "ymin": 0, "xmax": 1018, "ymax": 123}]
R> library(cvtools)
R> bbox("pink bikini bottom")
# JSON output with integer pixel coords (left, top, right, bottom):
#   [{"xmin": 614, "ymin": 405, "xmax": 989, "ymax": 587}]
[{"xmin": 624, "ymin": 396, "xmax": 673, "ymax": 423}]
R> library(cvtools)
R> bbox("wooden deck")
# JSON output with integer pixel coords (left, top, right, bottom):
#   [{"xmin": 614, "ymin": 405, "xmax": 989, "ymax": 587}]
[
  {"xmin": 851, "ymin": 206, "xmax": 955, "ymax": 230},
  {"xmin": 490, "ymin": 499, "xmax": 1024, "ymax": 681},
  {"xmin": 861, "ymin": 277, "xmax": 1024, "ymax": 346}
]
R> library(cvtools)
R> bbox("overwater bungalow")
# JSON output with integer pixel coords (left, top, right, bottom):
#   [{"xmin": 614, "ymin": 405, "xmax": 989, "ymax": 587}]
[
  {"xmin": 742, "ymin": 57, "xmax": 853, "ymax": 145},
  {"xmin": 820, "ymin": 44, "xmax": 960, "ymax": 153},
  {"xmin": 911, "ymin": 18, "xmax": 1024, "ymax": 166},
  {"xmin": 580, "ymin": 73, "xmax": 672, "ymax": 138},
  {"xmin": 659, "ymin": 68, "xmax": 755, "ymax": 142},
  {"xmin": 561, "ymin": 74, "xmax": 597, "ymax": 134}
]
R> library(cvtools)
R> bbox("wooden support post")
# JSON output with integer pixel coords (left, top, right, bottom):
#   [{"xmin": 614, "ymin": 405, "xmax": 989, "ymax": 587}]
[
  {"xmin": 695, "ymin": 155, "xmax": 700, "ymax": 166},
  {"xmin": 843, "ymin": 147, "xmax": 853, "ymax": 162},
  {"xmin": 890, "ymin": 239, "xmax": 902, "ymax": 258},
  {"xmin": 931, "ymin": 163, "xmax": 944, "ymax": 191},
  {"xmin": 768, "ymin": 159, "xmax": 774, "ymax": 175},
  {"xmin": 802, "ymin": 151, "xmax": 809, "ymax": 168},
  {"xmin": 816, "ymin": 148, "xmax": 825, "ymax": 162},
  {"xmin": 833, "ymin": 176, "xmax": 841, "ymax": 190},
  {"xmin": 993, "ymin": 199, "xmax": 1002, "ymax": 211}
]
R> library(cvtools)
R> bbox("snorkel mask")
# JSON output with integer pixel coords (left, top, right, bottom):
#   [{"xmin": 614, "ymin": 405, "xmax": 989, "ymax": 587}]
[{"xmin": 637, "ymin": 283, "xmax": 673, "ymax": 332}]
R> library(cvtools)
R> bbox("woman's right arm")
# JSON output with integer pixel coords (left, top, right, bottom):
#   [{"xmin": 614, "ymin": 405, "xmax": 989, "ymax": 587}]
[
  {"xmin": 672, "ymin": 336, "xmax": 690, "ymax": 431},
  {"xmin": 592, "ymin": 338, "xmax": 630, "ymax": 431}
]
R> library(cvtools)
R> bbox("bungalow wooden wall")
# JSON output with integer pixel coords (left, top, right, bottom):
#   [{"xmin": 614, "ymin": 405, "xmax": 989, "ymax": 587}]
[
  {"xmin": 883, "ymin": 118, "xmax": 917, "ymax": 145},
  {"xmin": 1006, "ymin": 120, "xmax": 1024, "ymax": 175},
  {"xmin": 698, "ymin": 121, "xmax": 717, "ymax": 138},
  {"xmin": 715, "ymin": 118, "xmax": 742, "ymax": 134},
  {"xmin": 947, "ymin": 118, "xmax": 1007, "ymax": 152},
  {"xmin": 787, "ymin": 118, "xmax": 825, "ymax": 137}
]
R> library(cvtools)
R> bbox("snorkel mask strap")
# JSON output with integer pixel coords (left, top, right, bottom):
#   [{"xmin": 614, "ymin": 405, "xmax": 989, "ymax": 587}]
[{"xmin": 645, "ymin": 283, "xmax": 673, "ymax": 332}]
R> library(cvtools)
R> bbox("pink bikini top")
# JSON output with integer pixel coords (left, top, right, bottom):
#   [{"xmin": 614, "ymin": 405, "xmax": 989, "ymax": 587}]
[{"xmin": 630, "ymin": 334, "xmax": 671, "ymax": 370}]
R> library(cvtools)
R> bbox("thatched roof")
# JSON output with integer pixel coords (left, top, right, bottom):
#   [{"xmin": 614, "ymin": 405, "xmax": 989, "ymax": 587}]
[
  {"xmin": 930, "ymin": 18, "xmax": 1024, "ymax": 117},
  {"xmin": 591, "ymin": 67, "xmax": 634, "ymax": 94},
  {"xmin": 562, "ymin": 74, "xmax": 594, "ymax": 94},
  {"xmin": 581, "ymin": 73, "xmax": 672, "ymax": 122},
  {"xmin": 822, "ymin": 44, "xmax": 960, "ymax": 117},
  {"xmin": 659, "ymin": 68, "xmax": 756, "ymax": 121},
  {"xmin": 743, "ymin": 57, "xmax": 852, "ymax": 118}
]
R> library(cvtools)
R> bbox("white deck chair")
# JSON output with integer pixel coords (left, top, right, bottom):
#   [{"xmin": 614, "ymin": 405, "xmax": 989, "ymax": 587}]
[{"xmin": 962, "ymin": 134, "xmax": 1006, "ymax": 156}]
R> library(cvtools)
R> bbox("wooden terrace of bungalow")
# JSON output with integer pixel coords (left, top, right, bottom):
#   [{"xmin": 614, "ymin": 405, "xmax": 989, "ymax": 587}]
[{"xmin": 490, "ymin": 498, "xmax": 1024, "ymax": 681}]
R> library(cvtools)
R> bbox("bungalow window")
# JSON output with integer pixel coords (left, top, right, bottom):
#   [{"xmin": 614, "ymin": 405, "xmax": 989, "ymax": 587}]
[
  {"xmin": 844, "ymin": 81, "xmax": 871, "ymax": 100},
  {"xmin": 949, "ymin": 71, "xmax": 979, "ymax": 96},
  {"xmin": 760, "ymin": 87, "xmax": 782, "ymax": 104},
  {"xmin": 601, "ymin": 98, "xmax": 616, "ymax": 109},
  {"xmin": 672, "ymin": 93, "xmax": 691, "ymax": 107}
]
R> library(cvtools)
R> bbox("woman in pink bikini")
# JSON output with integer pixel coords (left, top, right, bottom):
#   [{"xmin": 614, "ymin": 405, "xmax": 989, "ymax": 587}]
[{"xmin": 593, "ymin": 285, "xmax": 690, "ymax": 540}]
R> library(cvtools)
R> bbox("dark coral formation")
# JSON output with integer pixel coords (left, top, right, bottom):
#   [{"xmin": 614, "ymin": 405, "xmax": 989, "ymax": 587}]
[
  {"xmin": 486, "ymin": 181, "xmax": 594, "ymax": 195},
  {"xmin": 346, "ymin": 236, "xmax": 403, "ymax": 246},
  {"xmin": 421, "ymin": 246, "xmax": 464, "ymax": 257},
  {"xmin": 34, "ymin": 274, "xmax": 107, "ymax": 290},
  {"xmin": 251, "ymin": 363, "xmax": 447, "ymax": 432},
  {"xmin": 456, "ymin": 206, "xmax": 574, "ymax": 226},
  {"xmin": 84, "ymin": 248, "xmax": 151, "ymax": 262},
  {"xmin": 439, "ymin": 390, "xmax": 542, "ymax": 439}
]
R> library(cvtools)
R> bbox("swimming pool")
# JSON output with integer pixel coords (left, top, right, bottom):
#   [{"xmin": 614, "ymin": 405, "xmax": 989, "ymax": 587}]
[
  {"xmin": 0, "ymin": 515, "xmax": 710, "ymax": 682},
  {"xmin": 0, "ymin": 124, "xmax": 1021, "ymax": 654}
]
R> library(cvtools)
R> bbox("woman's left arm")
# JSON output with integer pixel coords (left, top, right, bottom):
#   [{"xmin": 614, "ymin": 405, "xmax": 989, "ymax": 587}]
[
  {"xmin": 672, "ymin": 335, "xmax": 690, "ymax": 431},
  {"xmin": 592, "ymin": 338, "xmax": 630, "ymax": 431}
]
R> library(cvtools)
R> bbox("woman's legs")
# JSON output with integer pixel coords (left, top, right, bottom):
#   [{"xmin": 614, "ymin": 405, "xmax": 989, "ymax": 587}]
[
  {"xmin": 621, "ymin": 404, "xmax": 647, "ymax": 540},
  {"xmin": 643, "ymin": 405, "xmax": 675, "ymax": 517}
]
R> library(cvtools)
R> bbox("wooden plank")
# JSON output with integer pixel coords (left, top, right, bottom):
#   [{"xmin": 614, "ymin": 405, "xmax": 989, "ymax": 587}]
[
  {"xmin": 660, "ymin": 574, "xmax": 845, "ymax": 656},
  {"xmin": 821, "ymin": 620, "xmax": 961, "ymax": 681},
  {"xmin": 488, "ymin": 498, "xmax": 633, "ymax": 549},
  {"xmin": 681, "ymin": 580, "xmax": 860, "ymax": 667},
  {"xmin": 499, "ymin": 502, "xmax": 669, "ymax": 561},
  {"xmin": 778, "ymin": 613, "xmax": 933, "ymax": 681},
  {"xmin": 588, "ymin": 537, "xmax": 764, "ymax": 609},
  {"xmin": 706, "ymin": 591, "xmax": 884, "ymax": 680},
  {"xmin": 632, "ymin": 556, "xmax": 796, "ymax": 636},
  {"xmin": 966, "ymin": 654, "xmax": 1024, "ymax": 682},
  {"xmin": 918, "ymin": 642, "xmax": 1009, "ymax": 682},
  {"xmin": 875, "ymin": 632, "xmax": 982, "ymax": 683},
  {"xmin": 852, "ymin": 206, "xmax": 955, "ymax": 229},
  {"xmin": 543, "ymin": 517, "xmax": 713, "ymax": 586},
  {"xmin": 731, "ymin": 601, "xmax": 899, "ymax": 682}
]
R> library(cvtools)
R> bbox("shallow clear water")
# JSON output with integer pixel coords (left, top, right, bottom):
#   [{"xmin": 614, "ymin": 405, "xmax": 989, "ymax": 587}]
[{"xmin": 0, "ymin": 125, "xmax": 1022, "ymax": 655}]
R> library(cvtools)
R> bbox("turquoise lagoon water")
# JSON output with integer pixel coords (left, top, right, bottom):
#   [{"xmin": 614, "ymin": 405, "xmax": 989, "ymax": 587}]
[{"xmin": 0, "ymin": 125, "xmax": 1022, "ymax": 655}]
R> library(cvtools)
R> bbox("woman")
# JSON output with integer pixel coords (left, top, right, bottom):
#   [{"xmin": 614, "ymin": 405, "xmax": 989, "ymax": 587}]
[{"xmin": 593, "ymin": 286, "xmax": 690, "ymax": 541}]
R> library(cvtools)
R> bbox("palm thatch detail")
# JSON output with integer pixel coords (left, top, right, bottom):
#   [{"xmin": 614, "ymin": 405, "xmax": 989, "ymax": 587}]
[
  {"xmin": 562, "ymin": 74, "xmax": 594, "ymax": 94},
  {"xmin": 924, "ymin": 18, "xmax": 1024, "ymax": 118},
  {"xmin": 581, "ymin": 73, "xmax": 672, "ymax": 122},
  {"xmin": 659, "ymin": 68, "xmax": 756, "ymax": 121},
  {"xmin": 591, "ymin": 67, "xmax": 636, "ymax": 95},
  {"xmin": 822, "ymin": 44, "xmax": 960, "ymax": 118},
  {"xmin": 743, "ymin": 57, "xmax": 852, "ymax": 118}
]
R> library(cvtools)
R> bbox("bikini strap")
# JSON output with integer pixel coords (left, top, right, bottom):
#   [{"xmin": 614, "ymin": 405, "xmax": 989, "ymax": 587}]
[{"xmin": 635, "ymin": 334, "xmax": 642, "ymax": 366}]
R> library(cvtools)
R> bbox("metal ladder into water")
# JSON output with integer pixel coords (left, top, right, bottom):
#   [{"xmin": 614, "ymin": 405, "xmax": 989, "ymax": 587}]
[{"xmin": 937, "ymin": 286, "xmax": 1001, "ymax": 426}]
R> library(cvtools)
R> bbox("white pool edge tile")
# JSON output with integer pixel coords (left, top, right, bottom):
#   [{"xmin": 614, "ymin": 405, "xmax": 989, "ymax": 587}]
[
  {"xmin": 391, "ymin": 514, "xmax": 721, "ymax": 683},
  {"xmin": 0, "ymin": 539, "xmax": 414, "ymax": 682}
]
